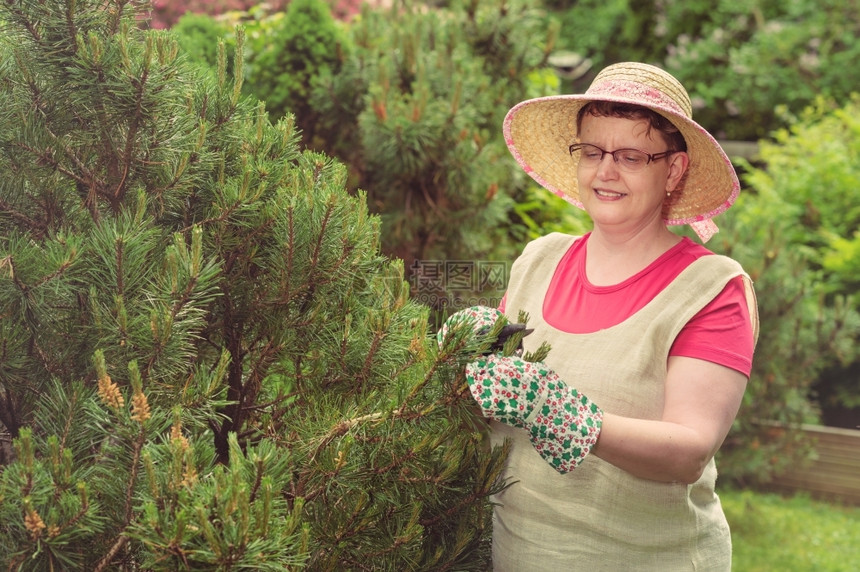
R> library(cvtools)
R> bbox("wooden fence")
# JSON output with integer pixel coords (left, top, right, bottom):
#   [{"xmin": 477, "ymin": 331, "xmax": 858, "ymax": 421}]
[{"xmin": 765, "ymin": 424, "xmax": 860, "ymax": 506}]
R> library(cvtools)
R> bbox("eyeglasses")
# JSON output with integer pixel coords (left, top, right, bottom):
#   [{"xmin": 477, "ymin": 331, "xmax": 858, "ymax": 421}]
[{"xmin": 569, "ymin": 143, "xmax": 675, "ymax": 173}]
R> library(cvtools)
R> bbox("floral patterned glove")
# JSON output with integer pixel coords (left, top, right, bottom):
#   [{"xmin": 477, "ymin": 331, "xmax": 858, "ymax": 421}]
[{"xmin": 466, "ymin": 354, "xmax": 603, "ymax": 473}]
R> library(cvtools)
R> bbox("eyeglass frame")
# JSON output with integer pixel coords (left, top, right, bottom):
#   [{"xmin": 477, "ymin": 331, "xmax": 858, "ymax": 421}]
[{"xmin": 568, "ymin": 143, "xmax": 677, "ymax": 172}]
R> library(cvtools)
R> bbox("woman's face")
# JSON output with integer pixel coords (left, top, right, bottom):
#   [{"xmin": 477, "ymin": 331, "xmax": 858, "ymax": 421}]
[{"xmin": 577, "ymin": 114, "xmax": 688, "ymax": 235}]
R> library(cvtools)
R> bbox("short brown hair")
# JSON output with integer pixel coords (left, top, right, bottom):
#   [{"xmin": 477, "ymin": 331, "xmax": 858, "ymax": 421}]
[{"xmin": 576, "ymin": 101, "xmax": 687, "ymax": 152}]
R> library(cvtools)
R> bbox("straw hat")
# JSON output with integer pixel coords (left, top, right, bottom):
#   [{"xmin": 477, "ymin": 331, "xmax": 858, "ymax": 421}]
[{"xmin": 503, "ymin": 62, "xmax": 739, "ymax": 242}]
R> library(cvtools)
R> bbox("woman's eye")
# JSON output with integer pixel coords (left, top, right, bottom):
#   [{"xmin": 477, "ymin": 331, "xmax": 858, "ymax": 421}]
[{"xmin": 620, "ymin": 151, "xmax": 646, "ymax": 164}]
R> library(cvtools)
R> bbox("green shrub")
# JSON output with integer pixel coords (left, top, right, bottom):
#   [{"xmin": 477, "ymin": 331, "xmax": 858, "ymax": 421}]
[
  {"xmin": 171, "ymin": 1, "xmax": 572, "ymax": 308},
  {"xmin": 747, "ymin": 96, "xmax": 860, "ymax": 422},
  {"xmin": 707, "ymin": 97, "xmax": 860, "ymax": 482},
  {"xmin": 247, "ymin": 0, "xmax": 349, "ymax": 138},
  {"xmin": 172, "ymin": 12, "xmax": 237, "ymax": 75},
  {"xmin": 551, "ymin": 0, "xmax": 860, "ymax": 141},
  {"xmin": 306, "ymin": 0, "xmax": 560, "ymax": 289},
  {"xmin": 0, "ymin": 1, "xmax": 505, "ymax": 568}
]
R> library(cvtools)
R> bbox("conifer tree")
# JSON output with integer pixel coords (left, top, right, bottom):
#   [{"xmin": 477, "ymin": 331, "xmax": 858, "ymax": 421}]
[
  {"xmin": 0, "ymin": 1, "xmax": 508, "ymax": 569},
  {"xmin": 171, "ymin": 0, "xmax": 564, "ymax": 310},
  {"xmin": 308, "ymin": 0, "xmax": 560, "ymax": 273}
]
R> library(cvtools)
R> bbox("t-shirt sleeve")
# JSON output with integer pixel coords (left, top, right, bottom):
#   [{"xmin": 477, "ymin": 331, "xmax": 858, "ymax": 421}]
[{"xmin": 669, "ymin": 275, "xmax": 755, "ymax": 377}]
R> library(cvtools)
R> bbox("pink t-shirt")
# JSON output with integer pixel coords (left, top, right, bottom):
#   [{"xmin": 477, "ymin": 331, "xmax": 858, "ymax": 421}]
[{"xmin": 500, "ymin": 233, "xmax": 754, "ymax": 376}]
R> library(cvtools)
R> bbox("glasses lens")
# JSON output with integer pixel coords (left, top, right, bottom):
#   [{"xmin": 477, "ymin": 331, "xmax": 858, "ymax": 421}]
[
  {"xmin": 572, "ymin": 144, "xmax": 603, "ymax": 163},
  {"xmin": 570, "ymin": 144, "xmax": 651, "ymax": 172},
  {"xmin": 615, "ymin": 149, "xmax": 649, "ymax": 170}
]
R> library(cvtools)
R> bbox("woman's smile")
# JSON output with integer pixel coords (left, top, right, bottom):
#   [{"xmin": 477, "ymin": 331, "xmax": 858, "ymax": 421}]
[{"xmin": 593, "ymin": 188, "xmax": 627, "ymax": 199}]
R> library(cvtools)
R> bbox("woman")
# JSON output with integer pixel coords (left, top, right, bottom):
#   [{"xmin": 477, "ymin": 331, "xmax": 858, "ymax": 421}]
[{"xmin": 465, "ymin": 62, "xmax": 759, "ymax": 570}]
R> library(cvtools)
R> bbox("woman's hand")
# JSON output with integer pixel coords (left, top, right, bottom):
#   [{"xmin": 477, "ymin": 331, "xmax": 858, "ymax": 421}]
[
  {"xmin": 437, "ymin": 306, "xmax": 505, "ymax": 347},
  {"xmin": 437, "ymin": 305, "xmax": 532, "ymax": 356},
  {"xmin": 466, "ymin": 354, "xmax": 602, "ymax": 473}
]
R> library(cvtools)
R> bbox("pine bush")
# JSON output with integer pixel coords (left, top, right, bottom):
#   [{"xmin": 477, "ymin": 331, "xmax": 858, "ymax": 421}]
[
  {"xmin": 171, "ymin": 1, "xmax": 571, "ymax": 311},
  {"xmin": 306, "ymin": 0, "xmax": 561, "ymax": 291},
  {"xmin": 0, "ymin": 1, "xmax": 507, "ymax": 569}
]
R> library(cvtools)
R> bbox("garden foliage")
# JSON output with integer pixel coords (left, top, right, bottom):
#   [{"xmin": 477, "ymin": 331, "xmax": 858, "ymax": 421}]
[
  {"xmin": 161, "ymin": 0, "xmax": 860, "ymax": 482},
  {"xmin": 554, "ymin": 0, "xmax": 860, "ymax": 141},
  {"xmin": 247, "ymin": 0, "xmax": 348, "ymax": 143},
  {"xmin": 172, "ymin": 0, "xmax": 594, "ymax": 307},
  {"xmin": 722, "ymin": 489, "xmax": 860, "ymax": 570},
  {"xmin": 207, "ymin": 0, "xmax": 569, "ymax": 280},
  {"xmin": 698, "ymin": 96, "xmax": 860, "ymax": 481},
  {"xmin": 305, "ymin": 0, "xmax": 565, "ymax": 276},
  {"xmin": 2, "ymin": 8, "xmax": 857, "ymax": 557},
  {"xmin": 0, "ymin": 1, "xmax": 510, "ymax": 568}
]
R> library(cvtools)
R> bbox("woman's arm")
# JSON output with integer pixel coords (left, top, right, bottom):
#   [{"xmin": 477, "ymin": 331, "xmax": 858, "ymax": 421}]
[{"xmin": 592, "ymin": 356, "xmax": 747, "ymax": 483}]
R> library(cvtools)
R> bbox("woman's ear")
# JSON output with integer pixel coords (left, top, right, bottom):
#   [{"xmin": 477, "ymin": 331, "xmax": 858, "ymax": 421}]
[{"xmin": 666, "ymin": 151, "xmax": 690, "ymax": 192}]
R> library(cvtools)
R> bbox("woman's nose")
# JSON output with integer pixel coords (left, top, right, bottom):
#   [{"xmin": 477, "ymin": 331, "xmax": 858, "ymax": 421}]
[{"xmin": 595, "ymin": 153, "xmax": 620, "ymax": 179}]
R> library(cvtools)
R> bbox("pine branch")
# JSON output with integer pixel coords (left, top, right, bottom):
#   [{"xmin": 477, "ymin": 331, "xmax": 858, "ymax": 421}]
[
  {"xmin": 417, "ymin": 488, "xmax": 486, "ymax": 530},
  {"xmin": 4, "ymin": 257, "xmax": 66, "ymax": 380},
  {"xmin": 297, "ymin": 193, "xmax": 337, "ymax": 315},
  {"xmin": 354, "ymin": 327, "xmax": 385, "ymax": 390},
  {"xmin": 11, "ymin": 140, "xmax": 102, "ymax": 211},
  {"xmin": 0, "ymin": 387, "xmax": 21, "ymax": 442},
  {"xmin": 93, "ymin": 426, "xmax": 146, "ymax": 572},
  {"xmin": 56, "ymin": 388, "xmax": 79, "ymax": 454},
  {"xmin": 94, "ymin": 535, "xmax": 129, "ymax": 572},
  {"xmin": 54, "ymin": 483, "xmax": 91, "ymax": 538},
  {"xmin": 0, "ymin": 199, "xmax": 40, "ymax": 230},
  {"xmin": 124, "ymin": 428, "xmax": 147, "ymax": 522},
  {"xmin": 232, "ymin": 338, "xmax": 284, "ymax": 431}
]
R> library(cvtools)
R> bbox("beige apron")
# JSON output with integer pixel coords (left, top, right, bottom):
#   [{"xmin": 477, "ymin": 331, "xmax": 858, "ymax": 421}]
[{"xmin": 492, "ymin": 232, "xmax": 757, "ymax": 571}]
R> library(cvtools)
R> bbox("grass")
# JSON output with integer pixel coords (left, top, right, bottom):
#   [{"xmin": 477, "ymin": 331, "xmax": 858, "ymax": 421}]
[{"xmin": 721, "ymin": 488, "xmax": 860, "ymax": 571}]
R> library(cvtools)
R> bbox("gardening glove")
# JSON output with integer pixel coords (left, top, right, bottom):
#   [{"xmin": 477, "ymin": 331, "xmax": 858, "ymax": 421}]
[
  {"xmin": 437, "ymin": 305, "xmax": 532, "ymax": 355},
  {"xmin": 465, "ymin": 354, "xmax": 603, "ymax": 473}
]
